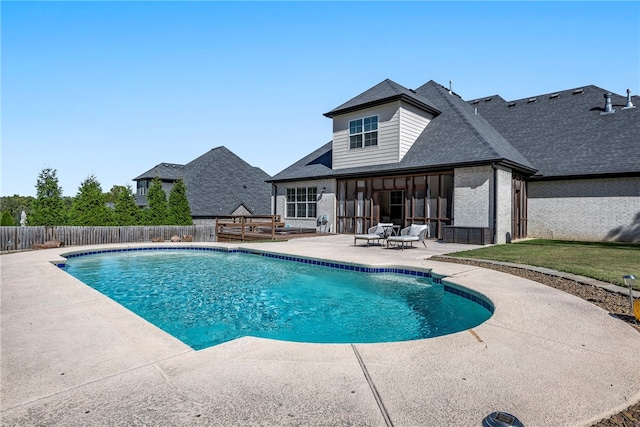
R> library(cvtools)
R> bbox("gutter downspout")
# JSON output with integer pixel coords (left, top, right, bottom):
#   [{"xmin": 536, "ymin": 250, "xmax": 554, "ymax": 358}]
[
  {"xmin": 272, "ymin": 184, "xmax": 277, "ymax": 215},
  {"xmin": 491, "ymin": 162, "xmax": 498, "ymax": 244}
]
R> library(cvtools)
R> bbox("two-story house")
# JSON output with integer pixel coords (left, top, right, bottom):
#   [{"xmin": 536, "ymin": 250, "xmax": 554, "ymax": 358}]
[
  {"xmin": 134, "ymin": 146, "xmax": 272, "ymax": 224},
  {"xmin": 268, "ymin": 79, "xmax": 640, "ymax": 244}
]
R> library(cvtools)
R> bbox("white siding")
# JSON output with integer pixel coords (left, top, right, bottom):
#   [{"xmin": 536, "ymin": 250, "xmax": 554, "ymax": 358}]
[
  {"xmin": 332, "ymin": 101, "xmax": 434, "ymax": 169},
  {"xmin": 528, "ymin": 177, "xmax": 640, "ymax": 242},
  {"xmin": 398, "ymin": 103, "xmax": 433, "ymax": 160},
  {"xmin": 332, "ymin": 103, "xmax": 399, "ymax": 169}
]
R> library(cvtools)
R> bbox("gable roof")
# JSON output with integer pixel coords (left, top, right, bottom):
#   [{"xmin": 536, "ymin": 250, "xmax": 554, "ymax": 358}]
[
  {"xmin": 134, "ymin": 163, "xmax": 185, "ymax": 181},
  {"xmin": 135, "ymin": 146, "xmax": 272, "ymax": 216},
  {"xmin": 469, "ymin": 85, "xmax": 640, "ymax": 178},
  {"xmin": 270, "ymin": 79, "xmax": 536, "ymax": 182},
  {"xmin": 324, "ymin": 79, "xmax": 441, "ymax": 118},
  {"xmin": 182, "ymin": 146, "xmax": 272, "ymax": 216}
]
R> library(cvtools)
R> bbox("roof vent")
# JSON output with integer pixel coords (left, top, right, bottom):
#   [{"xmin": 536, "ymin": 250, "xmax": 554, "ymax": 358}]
[
  {"xmin": 449, "ymin": 80, "xmax": 453, "ymax": 95},
  {"xmin": 484, "ymin": 97, "xmax": 492, "ymax": 102},
  {"xmin": 472, "ymin": 100, "xmax": 481, "ymax": 104},
  {"xmin": 549, "ymin": 93, "xmax": 560, "ymax": 99},
  {"xmin": 508, "ymin": 102, "xmax": 517, "ymax": 107},
  {"xmin": 527, "ymin": 98, "xmax": 537, "ymax": 103},
  {"xmin": 573, "ymin": 88, "xmax": 584, "ymax": 95},
  {"xmin": 623, "ymin": 89, "xmax": 635, "ymax": 109},
  {"xmin": 601, "ymin": 92, "xmax": 615, "ymax": 115}
]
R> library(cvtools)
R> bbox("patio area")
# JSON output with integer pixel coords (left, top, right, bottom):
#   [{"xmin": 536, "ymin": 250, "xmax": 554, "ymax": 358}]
[{"xmin": 2, "ymin": 235, "xmax": 639, "ymax": 426}]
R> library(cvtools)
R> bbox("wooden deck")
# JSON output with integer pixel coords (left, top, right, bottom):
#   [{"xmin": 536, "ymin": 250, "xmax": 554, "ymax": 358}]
[{"xmin": 215, "ymin": 215, "xmax": 321, "ymax": 242}]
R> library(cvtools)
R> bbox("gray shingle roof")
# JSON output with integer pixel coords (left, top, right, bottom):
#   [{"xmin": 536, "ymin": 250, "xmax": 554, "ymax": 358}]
[
  {"xmin": 135, "ymin": 147, "xmax": 272, "ymax": 216},
  {"xmin": 183, "ymin": 147, "xmax": 272, "ymax": 216},
  {"xmin": 324, "ymin": 79, "xmax": 441, "ymax": 118},
  {"xmin": 270, "ymin": 79, "xmax": 537, "ymax": 182},
  {"xmin": 134, "ymin": 163, "xmax": 185, "ymax": 181},
  {"xmin": 272, "ymin": 79, "xmax": 639, "ymax": 183},
  {"xmin": 469, "ymin": 85, "xmax": 640, "ymax": 178}
]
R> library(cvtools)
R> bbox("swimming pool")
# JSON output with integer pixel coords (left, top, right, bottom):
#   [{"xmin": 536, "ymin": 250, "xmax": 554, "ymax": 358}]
[{"xmin": 63, "ymin": 248, "xmax": 493, "ymax": 350}]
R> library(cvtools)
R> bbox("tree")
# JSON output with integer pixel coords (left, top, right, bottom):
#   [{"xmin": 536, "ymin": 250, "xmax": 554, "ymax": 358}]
[
  {"xmin": 1, "ymin": 211, "xmax": 16, "ymax": 226},
  {"xmin": 168, "ymin": 179, "xmax": 193, "ymax": 225},
  {"xmin": 0, "ymin": 195, "xmax": 35, "ymax": 225},
  {"xmin": 30, "ymin": 168, "xmax": 67, "ymax": 226},
  {"xmin": 144, "ymin": 177, "xmax": 168, "ymax": 225},
  {"xmin": 68, "ymin": 175, "xmax": 114, "ymax": 226},
  {"xmin": 113, "ymin": 185, "xmax": 141, "ymax": 225}
]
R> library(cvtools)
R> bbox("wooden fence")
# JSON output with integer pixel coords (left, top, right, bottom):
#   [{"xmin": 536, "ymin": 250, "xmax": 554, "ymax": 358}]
[{"xmin": 0, "ymin": 226, "xmax": 217, "ymax": 252}]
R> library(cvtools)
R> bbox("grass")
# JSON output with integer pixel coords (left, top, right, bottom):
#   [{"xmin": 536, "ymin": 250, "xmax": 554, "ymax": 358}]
[{"xmin": 446, "ymin": 239, "xmax": 640, "ymax": 287}]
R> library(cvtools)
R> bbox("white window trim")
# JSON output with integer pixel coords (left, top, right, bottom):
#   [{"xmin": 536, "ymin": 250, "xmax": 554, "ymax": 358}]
[{"xmin": 349, "ymin": 115, "xmax": 378, "ymax": 150}]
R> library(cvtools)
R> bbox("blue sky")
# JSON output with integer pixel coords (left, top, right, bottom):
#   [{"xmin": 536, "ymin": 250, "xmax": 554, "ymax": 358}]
[{"xmin": 2, "ymin": 1, "xmax": 639, "ymax": 197}]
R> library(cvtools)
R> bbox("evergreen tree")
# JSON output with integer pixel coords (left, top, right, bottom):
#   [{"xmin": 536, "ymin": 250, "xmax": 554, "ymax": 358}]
[
  {"xmin": 68, "ymin": 175, "xmax": 114, "ymax": 226},
  {"xmin": 1, "ymin": 211, "xmax": 16, "ymax": 226},
  {"xmin": 30, "ymin": 168, "xmax": 67, "ymax": 226},
  {"xmin": 113, "ymin": 185, "xmax": 141, "ymax": 225},
  {"xmin": 145, "ymin": 177, "xmax": 168, "ymax": 225},
  {"xmin": 168, "ymin": 179, "xmax": 193, "ymax": 225},
  {"xmin": 0, "ymin": 195, "xmax": 35, "ymax": 225}
]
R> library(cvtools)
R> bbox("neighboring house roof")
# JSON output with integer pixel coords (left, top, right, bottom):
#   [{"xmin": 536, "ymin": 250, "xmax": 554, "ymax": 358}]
[
  {"xmin": 134, "ymin": 163, "xmax": 185, "ymax": 181},
  {"xmin": 469, "ymin": 85, "xmax": 640, "ymax": 179},
  {"xmin": 324, "ymin": 78, "xmax": 441, "ymax": 118},
  {"xmin": 182, "ymin": 146, "xmax": 272, "ymax": 217},
  {"xmin": 134, "ymin": 146, "xmax": 272, "ymax": 216}
]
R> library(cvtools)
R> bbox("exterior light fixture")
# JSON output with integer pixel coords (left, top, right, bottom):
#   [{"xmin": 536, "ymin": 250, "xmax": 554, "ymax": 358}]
[
  {"xmin": 623, "ymin": 275, "xmax": 637, "ymax": 314},
  {"xmin": 482, "ymin": 411, "xmax": 524, "ymax": 427}
]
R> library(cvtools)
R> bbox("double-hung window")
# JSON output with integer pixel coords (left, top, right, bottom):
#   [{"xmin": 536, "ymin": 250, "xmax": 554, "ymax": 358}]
[
  {"xmin": 349, "ymin": 115, "xmax": 378, "ymax": 149},
  {"xmin": 286, "ymin": 187, "xmax": 317, "ymax": 218},
  {"xmin": 137, "ymin": 180, "xmax": 148, "ymax": 196}
]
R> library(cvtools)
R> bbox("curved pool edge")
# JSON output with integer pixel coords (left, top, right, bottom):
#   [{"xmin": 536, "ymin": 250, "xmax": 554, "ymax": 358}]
[
  {"xmin": 2, "ymin": 237, "xmax": 640, "ymax": 426},
  {"xmin": 58, "ymin": 243, "xmax": 495, "ymax": 319}
]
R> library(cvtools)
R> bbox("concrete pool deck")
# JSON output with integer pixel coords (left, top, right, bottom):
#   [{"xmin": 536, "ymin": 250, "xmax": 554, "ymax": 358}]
[{"xmin": 1, "ymin": 235, "xmax": 639, "ymax": 426}]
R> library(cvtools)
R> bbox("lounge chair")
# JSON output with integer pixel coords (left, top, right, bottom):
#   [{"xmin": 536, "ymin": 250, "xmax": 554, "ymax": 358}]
[
  {"xmin": 386, "ymin": 224, "xmax": 429, "ymax": 250},
  {"xmin": 353, "ymin": 223, "xmax": 394, "ymax": 247}
]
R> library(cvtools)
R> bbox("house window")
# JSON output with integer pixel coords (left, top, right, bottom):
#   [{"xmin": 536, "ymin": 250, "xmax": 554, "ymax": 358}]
[
  {"xmin": 286, "ymin": 187, "xmax": 317, "ymax": 218},
  {"xmin": 137, "ymin": 180, "xmax": 148, "ymax": 196},
  {"xmin": 349, "ymin": 115, "xmax": 378, "ymax": 149}
]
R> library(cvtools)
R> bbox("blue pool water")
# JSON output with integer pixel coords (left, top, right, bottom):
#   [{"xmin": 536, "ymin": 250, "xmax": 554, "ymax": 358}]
[{"xmin": 64, "ymin": 249, "xmax": 492, "ymax": 350}]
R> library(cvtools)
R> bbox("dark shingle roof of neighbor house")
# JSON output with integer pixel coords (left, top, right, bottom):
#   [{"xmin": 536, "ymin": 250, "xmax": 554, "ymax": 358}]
[
  {"xmin": 270, "ymin": 79, "xmax": 639, "ymax": 182},
  {"xmin": 468, "ymin": 85, "xmax": 640, "ymax": 179},
  {"xmin": 183, "ymin": 147, "xmax": 271, "ymax": 216},
  {"xmin": 135, "ymin": 146, "xmax": 272, "ymax": 216},
  {"xmin": 134, "ymin": 163, "xmax": 185, "ymax": 181}
]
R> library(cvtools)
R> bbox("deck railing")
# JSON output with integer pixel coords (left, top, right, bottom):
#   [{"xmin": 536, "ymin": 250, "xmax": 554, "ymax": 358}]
[{"xmin": 215, "ymin": 215, "xmax": 285, "ymax": 241}]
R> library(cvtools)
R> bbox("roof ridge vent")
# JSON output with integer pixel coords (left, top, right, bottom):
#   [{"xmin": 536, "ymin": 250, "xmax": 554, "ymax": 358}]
[
  {"xmin": 549, "ymin": 93, "xmax": 560, "ymax": 99},
  {"xmin": 527, "ymin": 97, "xmax": 537, "ymax": 103},
  {"xmin": 600, "ymin": 92, "xmax": 615, "ymax": 115},
  {"xmin": 573, "ymin": 88, "xmax": 584, "ymax": 95},
  {"xmin": 623, "ymin": 89, "xmax": 635, "ymax": 109}
]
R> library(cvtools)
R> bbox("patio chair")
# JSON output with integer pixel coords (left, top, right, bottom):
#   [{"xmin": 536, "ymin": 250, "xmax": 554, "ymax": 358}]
[
  {"xmin": 353, "ymin": 223, "xmax": 394, "ymax": 247},
  {"xmin": 386, "ymin": 224, "xmax": 429, "ymax": 250}
]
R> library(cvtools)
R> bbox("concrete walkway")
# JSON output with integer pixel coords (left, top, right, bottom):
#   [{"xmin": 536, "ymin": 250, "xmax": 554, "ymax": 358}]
[{"xmin": 2, "ymin": 235, "xmax": 639, "ymax": 426}]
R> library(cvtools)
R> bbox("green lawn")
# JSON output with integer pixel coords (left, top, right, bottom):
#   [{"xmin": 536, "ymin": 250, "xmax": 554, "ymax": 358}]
[{"xmin": 446, "ymin": 239, "xmax": 640, "ymax": 287}]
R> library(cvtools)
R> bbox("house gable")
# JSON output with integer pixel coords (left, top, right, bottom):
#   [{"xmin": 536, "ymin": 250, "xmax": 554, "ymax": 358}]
[{"xmin": 325, "ymin": 79, "xmax": 440, "ymax": 170}]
